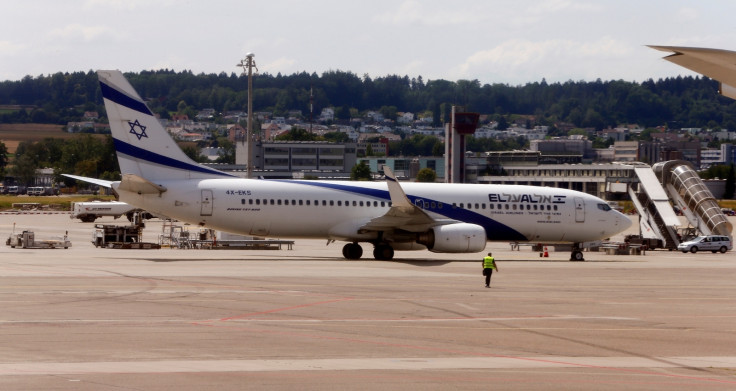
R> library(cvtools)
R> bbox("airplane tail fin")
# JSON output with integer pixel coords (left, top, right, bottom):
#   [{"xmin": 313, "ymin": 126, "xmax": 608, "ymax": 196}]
[{"xmin": 98, "ymin": 70, "xmax": 233, "ymax": 181}]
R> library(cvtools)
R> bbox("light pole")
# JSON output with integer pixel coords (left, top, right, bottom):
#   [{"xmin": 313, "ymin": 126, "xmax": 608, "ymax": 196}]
[{"xmin": 237, "ymin": 53, "xmax": 258, "ymax": 178}]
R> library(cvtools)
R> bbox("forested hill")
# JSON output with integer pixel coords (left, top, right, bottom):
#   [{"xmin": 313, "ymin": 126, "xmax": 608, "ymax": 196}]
[{"xmin": 2, "ymin": 69, "xmax": 736, "ymax": 130}]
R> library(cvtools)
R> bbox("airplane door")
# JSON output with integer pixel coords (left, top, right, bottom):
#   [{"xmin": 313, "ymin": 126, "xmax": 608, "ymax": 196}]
[
  {"xmin": 201, "ymin": 189, "xmax": 213, "ymax": 216},
  {"xmin": 574, "ymin": 197, "xmax": 585, "ymax": 223}
]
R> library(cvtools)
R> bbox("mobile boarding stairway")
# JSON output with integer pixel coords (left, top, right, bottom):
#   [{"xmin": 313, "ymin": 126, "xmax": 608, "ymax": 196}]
[{"xmin": 628, "ymin": 160, "xmax": 732, "ymax": 250}]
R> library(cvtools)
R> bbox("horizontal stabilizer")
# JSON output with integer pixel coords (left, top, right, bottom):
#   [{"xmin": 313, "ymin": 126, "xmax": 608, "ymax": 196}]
[
  {"xmin": 115, "ymin": 174, "xmax": 167, "ymax": 195},
  {"xmin": 62, "ymin": 174, "xmax": 115, "ymax": 188}
]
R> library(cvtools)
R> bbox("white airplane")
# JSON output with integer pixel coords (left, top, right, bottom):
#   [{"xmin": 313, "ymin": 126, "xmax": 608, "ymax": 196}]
[{"xmin": 66, "ymin": 70, "xmax": 632, "ymax": 261}]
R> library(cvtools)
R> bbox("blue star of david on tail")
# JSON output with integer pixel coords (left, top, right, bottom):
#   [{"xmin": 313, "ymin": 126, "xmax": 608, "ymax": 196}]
[{"xmin": 128, "ymin": 119, "xmax": 148, "ymax": 140}]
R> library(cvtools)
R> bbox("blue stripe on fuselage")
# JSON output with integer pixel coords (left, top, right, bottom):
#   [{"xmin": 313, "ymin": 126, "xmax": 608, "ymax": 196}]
[
  {"xmin": 100, "ymin": 81, "xmax": 153, "ymax": 116},
  {"xmin": 114, "ymin": 138, "xmax": 235, "ymax": 177},
  {"xmin": 278, "ymin": 180, "xmax": 526, "ymax": 241}
]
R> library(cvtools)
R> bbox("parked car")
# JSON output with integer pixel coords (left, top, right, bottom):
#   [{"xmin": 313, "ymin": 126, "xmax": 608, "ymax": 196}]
[{"xmin": 677, "ymin": 235, "xmax": 732, "ymax": 253}]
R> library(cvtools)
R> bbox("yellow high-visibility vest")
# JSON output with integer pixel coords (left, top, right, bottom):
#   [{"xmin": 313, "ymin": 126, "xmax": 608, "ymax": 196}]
[{"xmin": 483, "ymin": 256, "xmax": 496, "ymax": 270}]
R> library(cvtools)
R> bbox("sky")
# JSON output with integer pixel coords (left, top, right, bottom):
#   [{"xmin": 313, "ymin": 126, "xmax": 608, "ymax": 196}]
[{"xmin": 2, "ymin": 0, "xmax": 736, "ymax": 85}]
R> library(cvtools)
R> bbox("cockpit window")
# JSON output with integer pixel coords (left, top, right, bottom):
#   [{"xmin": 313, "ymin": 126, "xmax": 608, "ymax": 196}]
[{"xmin": 597, "ymin": 203, "xmax": 612, "ymax": 211}]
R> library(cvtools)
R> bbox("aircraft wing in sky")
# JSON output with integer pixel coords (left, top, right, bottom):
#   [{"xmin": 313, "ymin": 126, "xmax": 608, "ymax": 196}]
[{"xmin": 650, "ymin": 45, "xmax": 736, "ymax": 99}]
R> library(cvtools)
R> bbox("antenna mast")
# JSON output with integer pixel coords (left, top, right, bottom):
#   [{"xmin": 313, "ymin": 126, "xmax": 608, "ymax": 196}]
[{"xmin": 237, "ymin": 53, "xmax": 258, "ymax": 178}]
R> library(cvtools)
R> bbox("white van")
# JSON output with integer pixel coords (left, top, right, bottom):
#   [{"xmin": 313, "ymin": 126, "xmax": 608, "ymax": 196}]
[{"xmin": 677, "ymin": 235, "xmax": 732, "ymax": 253}]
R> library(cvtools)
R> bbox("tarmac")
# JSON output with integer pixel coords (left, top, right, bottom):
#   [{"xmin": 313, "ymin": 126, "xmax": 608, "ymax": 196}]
[{"xmin": 0, "ymin": 213, "xmax": 735, "ymax": 390}]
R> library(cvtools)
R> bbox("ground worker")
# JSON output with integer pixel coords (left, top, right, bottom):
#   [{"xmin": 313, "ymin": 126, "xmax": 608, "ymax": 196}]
[{"xmin": 482, "ymin": 252, "xmax": 498, "ymax": 288}]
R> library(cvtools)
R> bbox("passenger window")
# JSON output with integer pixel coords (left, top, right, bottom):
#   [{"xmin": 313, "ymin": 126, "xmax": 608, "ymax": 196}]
[
  {"xmin": 270, "ymin": 199, "xmax": 274, "ymax": 205},
  {"xmin": 337, "ymin": 201, "xmax": 342, "ymax": 206},
  {"xmin": 277, "ymin": 200, "xmax": 282, "ymax": 205},
  {"xmin": 489, "ymin": 204, "xmax": 494, "ymax": 210},
  {"xmin": 431, "ymin": 202, "xmax": 436, "ymax": 209},
  {"xmin": 505, "ymin": 204, "xmax": 509, "ymax": 210},
  {"xmin": 481, "ymin": 204, "xmax": 485, "ymax": 209},
  {"xmin": 553, "ymin": 205, "xmax": 558, "ymax": 211},
  {"xmin": 256, "ymin": 199, "xmax": 260, "ymax": 205},
  {"xmin": 381, "ymin": 202, "xmax": 385, "ymax": 207},
  {"xmin": 306, "ymin": 200, "xmax": 310, "ymax": 206},
  {"xmin": 512, "ymin": 204, "xmax": 517, "ymax": 210},
  {"xmin": 249, "ymin": 199, "xmax": 254, "ymax": 205},
  {"xmin": 241, "ymin": 199, "xmax": 245, "ymax": 205},
  {"xmin": 359, "ymin": 201, "xmax": 364, "ymax": 206}
]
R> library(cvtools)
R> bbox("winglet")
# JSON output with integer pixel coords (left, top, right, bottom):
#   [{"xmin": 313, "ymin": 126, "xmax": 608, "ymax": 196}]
[{"xmin": 383, "ymin": 165, "xmax": 413, "ymax": 209}]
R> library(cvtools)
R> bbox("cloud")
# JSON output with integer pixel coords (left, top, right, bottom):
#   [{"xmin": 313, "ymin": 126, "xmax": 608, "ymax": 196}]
[
  {"xmin": 675, "ymin": 7, "xmax": 699, "ymax": 21},
  {"xmin": 0, "ymin": 40, "xmax": 24, "ymax": 56},
  {"xmin": 84, "ymin": 0, "xmax": 175, "ymax": 11},
  {"xmin": 262, "ymin": 57, "xmax": 297, "ymax": 74},
  {"xmin": 453, "ymin": 37, "xmax": 632, "ymax": 83},
  {"xmin": 49, "ymin": 24, "xmax": 119, "ymax": 42},
  {"xmin": 373, "ymin": 0, "xmax": 486, "ymax": 26}
]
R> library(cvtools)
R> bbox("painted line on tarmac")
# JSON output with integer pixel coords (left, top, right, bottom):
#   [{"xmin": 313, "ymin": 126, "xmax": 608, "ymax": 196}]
[{"xmin": 0, "ymin": 356, "xmax": 735, "ymax": 379}]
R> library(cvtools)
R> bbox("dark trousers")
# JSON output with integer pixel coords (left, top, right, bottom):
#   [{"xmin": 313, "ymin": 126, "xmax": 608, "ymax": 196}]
[{"xmin": 484, "ymin": 268, "xmax": 493, "ymax": 286}]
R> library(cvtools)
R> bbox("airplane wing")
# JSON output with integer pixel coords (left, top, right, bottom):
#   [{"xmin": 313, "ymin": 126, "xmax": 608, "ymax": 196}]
[
  {"xmin": 649, "ymin": 45, "xmax": 736, "ymax": 99},
  {"xmin": 358, "ymin": 166, "xmax": 453, "ymax": 233}
]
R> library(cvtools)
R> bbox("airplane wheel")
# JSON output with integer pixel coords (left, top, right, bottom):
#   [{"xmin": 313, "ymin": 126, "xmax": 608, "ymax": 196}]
[
  {"xmin": 342, "ymin": 243, "xmax": 363, "ymax": 260},
  {"xmin": 373, "ymin": 244, "xmax": 394, "ymax": 260},
  {"xmin": 571, "ymin": 250, "xmax": 585, "ymax": 261}
]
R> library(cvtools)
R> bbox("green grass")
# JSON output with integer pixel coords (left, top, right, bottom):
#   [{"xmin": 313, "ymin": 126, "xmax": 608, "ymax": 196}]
[{"xmin": 0, "ymin": 195, "xmax": 115, "ymax": 211}]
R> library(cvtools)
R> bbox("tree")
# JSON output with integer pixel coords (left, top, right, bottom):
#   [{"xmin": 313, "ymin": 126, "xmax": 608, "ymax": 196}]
[
  {"xmin": 276, "ymin": 127, "xmax": 319, "ymax": 141},
  {"xmin": 0, "ymin": 141, "xmax": 8, "ymax": 172},
  {"xmin": 416, "ymin": 167, "xmax": 437, "ymax": 182},
  {"xmin": 350, "ymin": 161, "xmax": 372, "ymax": 181},
  {"xmin": 9, "ymin": 154, "xmax": 37, "ymax": 185},
  {"xmin": 496, "ymin": 115, "xmax": 509, "ymax": 130},
  {"xmin": 181, "ymin": 145, "xmax": 206, "ymax": 163},
  {"xmin": 215, "ymin": 137, "xmax": 235, "ymax": 164},
  {"xmin": 323, "ymin": 131, "xmax": 350, "ymax": 143}
]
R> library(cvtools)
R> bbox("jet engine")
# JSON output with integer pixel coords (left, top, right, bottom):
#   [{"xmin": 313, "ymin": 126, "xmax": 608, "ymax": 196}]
[{"xmin": 416, "ymin": 223, "xmax": 487, "ymax": 253}]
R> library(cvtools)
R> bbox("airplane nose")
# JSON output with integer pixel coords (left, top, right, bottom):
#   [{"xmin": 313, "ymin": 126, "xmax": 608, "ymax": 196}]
[{"xmin": 618, "ymin": 212, "xmax": 633, "ymax": 232}]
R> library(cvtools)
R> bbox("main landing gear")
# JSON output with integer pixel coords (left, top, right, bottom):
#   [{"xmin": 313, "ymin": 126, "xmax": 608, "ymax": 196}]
[
  {"xmin": 341, "ymin": 242, "xmax": 395, "ymax": 261},
  {"xmin": 570, "ymin": 243, "xmax": 585, "ymax": 261},
  {"xmin": 342, "ymin": 242, "xmax": 363, "ymax": 260},
  {"xmin": 372, "ymin": 243, "xmax": 394, "ymax": 261}
]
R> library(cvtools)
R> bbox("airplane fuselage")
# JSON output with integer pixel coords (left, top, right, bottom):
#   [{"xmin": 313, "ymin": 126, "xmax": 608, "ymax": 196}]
[{"xmin": 116, "ymin": 178, "xmax": 627, "ymax": 245}]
